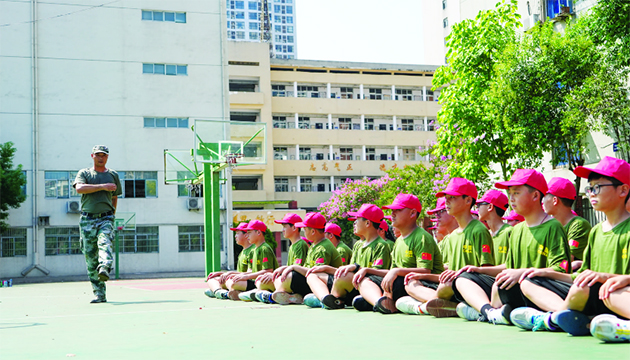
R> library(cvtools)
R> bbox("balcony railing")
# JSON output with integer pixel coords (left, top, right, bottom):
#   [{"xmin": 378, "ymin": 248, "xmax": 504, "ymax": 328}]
[{"xmin": 272, "ymin": 88, "xmax": 439, "ymax": 101}]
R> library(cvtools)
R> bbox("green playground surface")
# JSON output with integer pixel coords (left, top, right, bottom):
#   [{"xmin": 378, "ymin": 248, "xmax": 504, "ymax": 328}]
[{"xmin": 1, "ymin": 278, "xmax": 627, "ymax": 360}]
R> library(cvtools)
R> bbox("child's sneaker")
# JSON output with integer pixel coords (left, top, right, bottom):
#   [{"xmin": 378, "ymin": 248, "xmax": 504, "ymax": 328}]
[
  {"xmin": 425, "ymin": 298, "xmax": 459, "ymax": 318},
  {"xmin": 204, "ymin": 289, "xmax": 215, "ymax": 298},
  {"xmin": 304, "ymin": 294, "xmax": 322, "ymax": 308},
  {"xmin": 510, "ymin": 307, "xmax": 545, "ymax": 330},
  {"xmin": 374, "ymin": 296, "xmax": 398, "ymax": 314},
  {"xmin": 555, "ymin": 310, "xmax": 591, "ymax": 336},
  {"xmin": 352, "ymin": 296, "xmax": 373, "ymax": 311},
  {"xmin": 255, "ymin": 290, "xmax": 275, "ymax": 304},
  {"xmin": 214, "ymin": 289, "xmax": 229, "ymax": 300},
  {"xmin": 485, "ymin": 305, "xmax": 512, "ymax": 325},
  {"xmin": 456, "ymin": 303, "xmax": 481, "ymax": 321},
  {"xmin": 590, "ymin": 314, "xmax": 630, "ymax": 342},
  {"xmin": 238, "ymin": 289, "xmax": 257, "ymax": 302},
  {"xmin": 321, "ymin": 294, "xmax": 345, "ymax": 310},
  {"xmin": 272, "ymin": 291, "xmax": 304, "ymax": 305},
  {"xmin": 395, "ymin": 296, "xmax": 424, "ymax": 315}
]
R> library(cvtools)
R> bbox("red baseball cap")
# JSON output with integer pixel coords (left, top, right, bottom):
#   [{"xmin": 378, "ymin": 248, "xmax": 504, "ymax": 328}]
[
  {"xmin": 274, "ymin": 213, "xmax": 303, "ymax": 225},
  {"xmin": 379, "ymin": 220, "xmax": 389, "ymax": 231},
  {"xmin": 436, "ymin": 178, "xmax": 478, "ymax": 199},
  {"xmin": 471, "ymin": 209, "xmax": 479, "ymax": 216},
  {"xmin": 382, "ymin": 193, "xmax": 422, "ymax": 213},
  {"xmin": 427, "ymin": 226, "xmax": 436, "ymax": 230},
  {"xmin": 384, "ymin": 215, "xmax": 392, "ymax": 221},
  {"xmin": 427, "ymin": 197, "xmax": 446, "ymax": 215},
  {"xmin": 295, "ymin": 212, "xmax": 327, "ymax": 229},
  {"xmin": 347, "ymin": 204, "xmax": 384, "ymax": 224},
  {"xmin": 547, "ymin": 177, "xmax": 576, "ymax": 200},
  {"xmin": 324, "ymin": 223, "xmax": 342, "ymax": 237},
  {"xmin": 574, "ymin": 156, "xmax": 630, "ymax": 186},
  {"xmin": 503, "ymin": 210, "xmax": 525, "ymax": 222},
  {"xmin": 495, "ymin": 169, "xmax": 548, "ymax": 194},
  {"xmin": 478, "ymin": 189, "xmax": 509, "ymax": 210},
  {"xmin": 230, "ymin": 222, "xmax": 249, "ymax": 232},
  {"xmin": 245, "ymin": 220, "xmax": 267, "ymax": 232}
]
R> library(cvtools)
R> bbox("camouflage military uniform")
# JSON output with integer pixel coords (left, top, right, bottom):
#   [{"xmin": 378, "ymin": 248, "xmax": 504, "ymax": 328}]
[{"xmin": 73, "ymin": 145, "xmax": 122, "ymax": 301}]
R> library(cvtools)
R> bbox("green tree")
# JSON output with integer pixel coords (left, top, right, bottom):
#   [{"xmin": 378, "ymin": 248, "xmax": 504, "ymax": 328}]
[
  {"xmin": 0, "ymin": 142, "xmax": 27, "ymax": 233},
  {"xmin": 432, "ymin": 0, "xmax": 535, "ymax": 182}
]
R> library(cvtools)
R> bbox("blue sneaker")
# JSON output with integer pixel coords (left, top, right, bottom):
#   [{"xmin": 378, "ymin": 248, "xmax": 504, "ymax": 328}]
[
  {"xmin": 255, "ymin": 290, "xmax": 276, "ymax": 304},
  {"xmin": 214, "ymin": 289, "xmax": 230, "ymax": 300},
  {"xmin": 304, "ymin": 294, "xmax": 322, "ymax": 308},
  {"xmin": 556, "ymin": 310, "xmax": 591, "ymax": 336}
]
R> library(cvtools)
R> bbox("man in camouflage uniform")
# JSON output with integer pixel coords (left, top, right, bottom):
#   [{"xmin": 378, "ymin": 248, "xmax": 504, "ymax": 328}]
[{"xmin": 73, "ymin": 145, "xmax": 122, "ymax": 303}]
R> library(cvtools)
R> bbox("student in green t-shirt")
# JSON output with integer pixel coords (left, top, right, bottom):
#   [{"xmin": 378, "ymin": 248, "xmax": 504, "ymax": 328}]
[
  {"xmin": 452, "ymin": 169, "xmax": 571, "ymax": 326},
  {"xmin": 476, "ymin": 190, "xmax": 512, "ymax": 266},
  {"xmin": 430, "ymin": 197, "xmax": 458, "ymax": 269},
  {"xmin": 324, "ymin": 223, "xmax": 352, "ymax": 266},
  {"xmin": 206, "ymin": 222, "xmax": 254, "ymax": 299},
  {"xmin": 511, "ymin": 157, "xmax": 630, "ymax": 338},
  {"xmin": 251, "ymin": 213, "xmax": 307, "ymax": 303},
  {"xmin": 352, "ymin": 194, "xmax": 443, "ymax": 315},
  {"xmin": 405, "ymin": 178, "xmax": 494, "ymax": 318},
  {"xmin": 225, "ymin": 220, "xmax": 278, "ymax": 301},
  {"xmin": 272, "ymin": 212, "xmax": 342, "ymax": 305},
  {"xmin": 378, "ymin": 220, "xmax": 396, "ymax": 253},
  {"xmin": 305, "ymin": 204, "xmax": 391, "ymax": 310},
  {"xmin": 541, "ymin": 177, "xmax": 591, "ymax": 269}
]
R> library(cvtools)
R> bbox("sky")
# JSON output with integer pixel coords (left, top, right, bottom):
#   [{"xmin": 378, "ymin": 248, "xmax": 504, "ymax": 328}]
[{"xmin": 295, "ymin": 0, "xmax": 444, "ymax": 65}]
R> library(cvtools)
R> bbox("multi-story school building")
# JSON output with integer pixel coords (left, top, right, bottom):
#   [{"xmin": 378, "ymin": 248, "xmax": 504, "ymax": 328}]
[{"xmin": 0, "ymin": 1, "xmax": 439, "ymax": 279}]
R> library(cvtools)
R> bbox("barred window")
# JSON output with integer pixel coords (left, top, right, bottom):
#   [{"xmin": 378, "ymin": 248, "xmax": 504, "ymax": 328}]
[
  {"xmin": 1, "ymin": 228, "xmax": 27, "ymax": 257},
  {"xmin": 45, "ymin": 227, "xmax": 81, "ymax": 255},
  {"xmin": 178, "ymin": 225, "xmax": 204, "ymax": 252},
  {"xmin": 45, "ymin": 171, "xmax": 79, "ymax": 198},
  {"xmin": 119, "ymin": 226, "xmax": 159, "ymax": 253}
]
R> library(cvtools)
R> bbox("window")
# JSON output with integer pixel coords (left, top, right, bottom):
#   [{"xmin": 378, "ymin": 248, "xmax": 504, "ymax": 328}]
[
  {"xmin": 235, "ymin": 11, "xmax": 245, "ymax": 19},
  {"xmin": 340, "ymin": 147, "xmax": 353, "ymax": 160},
  {"xmin": 119, "ymin": 171, "xmax": 158, "ymax": 198},
  {"xmin": 236, "ymin": 31, "xmax": 246, "ymax": 39},
  {"xmin": 45, "ymin": 171, "xmax": 79, "ymax": 198},
  {"xmin": 442, "ymin": 0, "xmax": 447, "ymax": 9},
  {"xmin": 275, "ymin": 177, "xmax": 289, "ymax": 192},
  {"xmin": 340, "ymin": 87, "xmax": 354, "ymax": 99},
  {"xmin": 339, "ymin": 118, "xmax": 352, "ymax": 130},
  {"xmin": 364, "ymin": 118, "xmax": 374, "ymax": 130},
  {"xmin": 274, "ymin": 147, "xmax": 288, "ymax": 160},
  {"xmin": 45, "ymin": 227, "xmax": 81, "ymax": 256},
  {"xmin": 142, "ymin": 10, "xmax": 186, "ymax": 23},
  {"xmin": 273, "ymin": 115, "xmax": 287, "ymax": 128},
  {"xmin": 443, "ymin": 17, "xmax": 448, "ymax": 28},
  {"xmin": 299, "ymin": 147, "xmax": 311, "ymax": 160},
  {"xmin": 396, "ymin": 88, "xmax": 413, "ymax": 101},
  {"xmin": 179, "ymin": 225, "xmax": 204, "ymax": 252},
  {"xmin": 233, "ymin": 176, "xmax": 261, "ymax": 190},
  {"xmin": 547, "ymin": 0, "xmax": 573, "ymax": 19},
  {"xmin": 297, "ymin": 86, "xmax": 319, "ymax": 98},
  {"xmin": 272, "ymin": 84, "xmax": 287, "ymax": 97},
  {"xmin": 401, "ymin": 119, "xmax": 414, "ymax": 131},
  {"xmin": 143, "ymin": 63, "xmax": 188, "ymax": 76},
  {"xmin": 144, "ymin": 117, "xmax": 188, "ymax": 128},
  {"xmin": 366, "ymin": 148, "xmax": 376, "ymax": 161},
  {"xmin": 21, "ymin": 171, "xmax": 27, "ymax": 195},
  {"xmin": 249, "ymin": 1, "xmax": 260, "ymax": 10},
  {"xmin": 369, "ymin": 88, "xmax": 383, "ymax": 100},
  {"xmin": 1, "ymin": 228, "xmax": 27, "ymax": 257},
  {"xmin": 243, "ymin": 142, "xmax": 262, "ymax": 158},
  {"xmin": 178, "ymin": 179, "xmax": 203, "ymax": 197},
  {"xmin": 249, "ymin": 12, "xmax": 259, "ymax": 20},
  {"xmin": 119, "ymin": 226, "xmax": 159, "ymax": 253},
  {"xmin": 298, "ymin": 116, "xmax": 310, "ymax": 129},
  {"xmin": 300, "ymin": 177, "xmax": 312, "ymax": 192},
  {"xmin": 287, "ymin": 26, "xmax": 294, "ymax": 33},
  {"xmin": 236, "ymin": 21, "xmax": 245, "ymax": 29},
  {"xmin": 249, "ymin": 22, "xmax": 260, "ymax": 30},
  {"xmin": 235, "ymin": 1, "xmax": 244, "ymax": 9}
]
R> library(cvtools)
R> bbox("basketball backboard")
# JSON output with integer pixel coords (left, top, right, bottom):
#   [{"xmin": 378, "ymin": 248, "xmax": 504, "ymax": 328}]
[
  {"xmin": 163, "ymin": 149, "xmax": 203, "ymax": 185},
  {"xmin": 193, "ymin": 119, "xmax": 267, "ymax": 165}
]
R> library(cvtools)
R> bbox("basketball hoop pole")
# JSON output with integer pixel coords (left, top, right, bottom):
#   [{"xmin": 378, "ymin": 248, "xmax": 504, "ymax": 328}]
[{"xmin": 203, "ymin": 162, "xmax": 221, "ymax": 273}]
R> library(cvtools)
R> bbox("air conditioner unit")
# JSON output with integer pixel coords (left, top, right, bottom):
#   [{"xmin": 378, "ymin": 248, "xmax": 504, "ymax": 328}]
[
  {"xmin": 67, "ymin": 200, "xmax": 81, "ymax": 213},
  {"xmin": 187, "ymin": 198, "xmax": 203, "ymax": 211}
]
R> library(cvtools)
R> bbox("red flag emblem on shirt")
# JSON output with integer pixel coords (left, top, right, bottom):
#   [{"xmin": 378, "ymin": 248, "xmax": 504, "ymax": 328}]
[
  {"xmin": 315, "ymin": 258, "xmax": 325, "ymax": 264},
  {"xmin": 421, "ymin": 252, "xmax": 432, "ymax": 260},
  {"xmin": 341, "ymin": 258, "xmax": 346, "ymax": 263},
  {"xmin": 482, "ymin": 245, "xmax": 491, "ymax": 253},
  {"xmin": 263, "ymin": 257, "xmax": 268, "ymax": 263},
  {"xmin": 249, "ymin": 259, "xmax": 253, "ymax": 263},
  {"xmin": 373, "ymin": 259, "xmax": 383, "ymax": 266},
  {"xmin": 295, "ymin": 259, "xmax": 302, "ymax": 265},
  {"xmin": 568, "ymin": 240, "xmax": 579, "ymax": 248},
  {"xmin": 560, "ymin": 260, "xmax": 569, "ymax": 272}
]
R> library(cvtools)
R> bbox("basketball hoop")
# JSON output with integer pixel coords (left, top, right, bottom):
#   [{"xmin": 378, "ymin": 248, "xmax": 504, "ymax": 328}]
[{"xmin": 225, "ymin": 153, "xmax": 243, "ymax": 165}]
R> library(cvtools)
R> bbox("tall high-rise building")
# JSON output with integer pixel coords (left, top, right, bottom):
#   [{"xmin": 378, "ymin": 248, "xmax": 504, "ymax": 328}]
[{"xmin": 226, "ymin": 0, "xmax": 297, "ymax": 59}]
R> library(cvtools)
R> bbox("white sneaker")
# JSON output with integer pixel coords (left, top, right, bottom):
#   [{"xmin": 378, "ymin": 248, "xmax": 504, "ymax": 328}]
[
  {"xmin": 510, "ymin": 307, "xmax": 545, "ymax": 330},
  {"xmin": 238, "ymin": 289, "xmax": 257, "ymax": 302},
  {"xmin": 486, "ymin": 305, "xmax": 511, "ymax": 325},
  {"xmin": 590, "ymin": 314, "xmax": 630, "ymax": 342},
  {"xmin": 419, "ymin": 302, "xmax": 429, "ymax": 315},
  {"xmin": 456, "ymin": 303, "xmax": 481, "ymax": 321},
  {"xmin": 395, "ymin": 296, "xmax": 424, "ymax": 315}
]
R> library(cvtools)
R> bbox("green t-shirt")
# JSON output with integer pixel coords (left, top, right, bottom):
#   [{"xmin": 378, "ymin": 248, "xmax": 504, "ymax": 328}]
[
  {"xmin": 391, "ymin": 227, "xmax": 443, "ymax": 274},
  {"xmin": 505, "ymin": 218, "xmax": 571, "ymax": 273},
  {"xmin": 73, "ymin": 168, "xmax": 122, "ymax": 214},
  {"xmin": 305, "ymin": 238, "xmax": 342, "ymax": 268},
  {"xmin": 439, "ymin": 234, "xmax": 452, "ymax": 270},
  {"xmin": 336, "ymin": 242, "xmax": 353, "ymax": 266},
  {"xmin": 250, "ymin": 242, "xmax": 279, "ymax": 272},
  {"xmin": 575, "ymin": 217, "xmax": 630, "ymax": 279},
  {"xmin": 237, "ymin": 245, "xmax": 255, "ymax": 272},
  {"xmin": 349, "ymin": 238, "xmax": 392, "ymax": 269},
  {"xmin": 564, "ymin": 216, "xmax": 592, "ymax": 261},
  {"xmin": 493, "ymin": 224, "xmax": 513, "ymax": 266},
  {"xmin": 287, "ymin": 239, "xmax": 309, "ymax": 266},
  {"xmin": 448, "ymin": 219, "xmax": 495, "ymax": 271}
]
